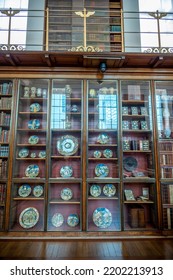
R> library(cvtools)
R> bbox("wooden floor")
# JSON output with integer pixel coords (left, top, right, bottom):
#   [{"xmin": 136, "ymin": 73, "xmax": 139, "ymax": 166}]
[{"xmin": 0, "ymin": 238, "xmax": 173, "ymax": 259}]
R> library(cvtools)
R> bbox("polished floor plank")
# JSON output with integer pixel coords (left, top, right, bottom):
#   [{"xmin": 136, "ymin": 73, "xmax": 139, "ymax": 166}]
[{"xmin": 0, "ymin": 239, "xmax": 173, "ymax": 260}]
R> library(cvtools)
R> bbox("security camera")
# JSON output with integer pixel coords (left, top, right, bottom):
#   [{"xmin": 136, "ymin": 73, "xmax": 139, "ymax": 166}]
[{"xmin": 99, "ymin": 62, "xmax": 107, "ymax": 73}]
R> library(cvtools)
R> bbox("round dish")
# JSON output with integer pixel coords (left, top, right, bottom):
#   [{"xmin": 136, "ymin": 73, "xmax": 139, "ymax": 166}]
[
  {"xmin": 33, "ymin": 185, "xmax": 43, "ymax": 197},
  {"xmin": 123, "ymin": 156, "xmax": 138, "ymax": 172},
  {"xmin": 51, "ymin": 213, "xmax": 64, "ymax": 228},
  {"xmin": 60, "ymin": 166, "xmax": 73, "ymax": 178},
  {"xmin": 19, "ymin": 207, "xmax": 39, "ymax": 229},
  {"xmin": 95, "ymin": 163, "xmax": 109, "ymax": 177},
  {"xmin": 97, "ymin": 133, "xmax": 109, "ymax": 144},
  {"xmin": 38, "ymin": 151, "xmax": 46, "ymax": 158},
  {"xmin": 67, "ymin": 213, "xmax": 79, "ymax": 227},
  {"xmin": 93, "ymin": 150, "xmax": 102, "ymax": 158},
  {"xmin": 18, "ymin": 184, "xmax": 31, "ymax": 197},
  {"xmin": 28, "ymin": 135, "xmax": 39, "ymax": 144},
  {"xmin": 103, "ymin": 149, "xmax": 113, "ymax": 158},
  {"xmin": 18, "ymin": 148, "xmax": 29, "ymax": 158},
  {"xmin": 25, "ymin": 164, "xmax": 39, "ymax": 178},
  {"xmin": 90, "ymin": 184, "xmax": 101, "ymax": 197},
  {"xmin": 28, "ymin": 119, "xmax": 40, "ymax": 130},
  {"xmin": 103, "ymin": 184, "xmax": 116, "ymax": 197},
  {"xmin": 29, "ymin": 103, "xmax": 41, "ymax": 112},
  {"xmin": 57, "ymin": 135, "xmax": 78, "ymax": 156},
  {"xmin": 60, "ymin": 188, "xmax": 73, "ymax": 201},
  {"xmin": 93, "ymin": 207, "xmax": 112, "ymax": 228}
]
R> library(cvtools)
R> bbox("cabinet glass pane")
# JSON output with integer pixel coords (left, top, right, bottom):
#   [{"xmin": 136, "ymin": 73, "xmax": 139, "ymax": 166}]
[
  {"xmin": 155, "ymin": 81, "xmax": 173, "ymax": 230},
  {"xmin": 121, "ymin": 80, "xmax": 157, "ymax": 230},
  {"xmin": 48, "ymin": 79, "xmax": 83, "ymax": 231},
  {"xmin": 87, "ymin": 80, "xmax": 120, "ymax": 231},
  {"xmin": 0, "ymin": 79, "xmax": 13, "ymax": 230},
  {"xmin": 10, "ymin": 79, "xmax": 48, "ymax": 231}
]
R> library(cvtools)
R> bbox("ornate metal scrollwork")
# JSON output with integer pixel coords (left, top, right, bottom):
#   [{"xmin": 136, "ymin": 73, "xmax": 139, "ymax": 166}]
[
  {"xmin": 144, "ymin": 47, "xmax": 173, "ymax": 53},
  {"xmin": 0, "ymin": 45, "xmax": 24, "ymax": 51},
  {"xmin": 69, "ymin": 45, "xmax": 103, "ymax": 52}
]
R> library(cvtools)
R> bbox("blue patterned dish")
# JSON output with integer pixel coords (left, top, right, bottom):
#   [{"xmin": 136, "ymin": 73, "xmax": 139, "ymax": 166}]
[
  {"xmin": 67, "ymin": 213, "xmax": 79, "ymax": 227},
  {"xmin": 103, "ymin": 184, "xmax": 116, "ymax": 197},
  {"xmin": 90, "ymin": 184, "xmax": 101, "ymax": 197},
  {"xmin": 57, "ymin": 135, "xmax": 78, "ymax": 156},
  {"xmin": 28, "ymin": 119, "xmax": 40, "ymax": 130},
  {"xmin": 60, "ymin": 188, "xmax": 73, "ymax": 200},
  {"xmin": 28, "ymin": 135, "xmax": 39, "ymax": 144},
  {"xmin": 33, "ymin": 185, "xmax": 43, "ymax": 197},
  {"xmin": 97, "ymin": 133, "xmax": 109, "ymax": 144},
  {"xmin": 30, "ymin": 103, "xmax": 41, "ymax": 112},
  {"xmin": 18, "ymin": 148, "xmax": 29, "ymax": 158},
  {"xmin": 25, "ymin": 164, "xmax": 39, "ymax": 178},
  {"xmin": 51, "ymin": 213, "xmax": 64, "ymax": 228},
  {"xmin": 103, "ymin": 149, "xmax": 113, "ymax": 158},
  {"xmin": 93, "ymin": 207, "xmax": 112, "ymax": 228},
  {"xmin": 60, "ymin": 165, "xmax": 73, "ymax": 178},
  {"xmin": 19, "ymin": 207, "xmax": 39, "ymax": 229},
  {"xmin": 95, "ymin": 163, "xmax": 109, "ymax": 177},
  {"xmin": 18, "ymin": 184, "xmax": 31, "ymax": 197}
]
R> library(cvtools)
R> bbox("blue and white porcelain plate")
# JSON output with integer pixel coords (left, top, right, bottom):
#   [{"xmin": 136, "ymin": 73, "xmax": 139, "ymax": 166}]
[
  {"xmin": 95, "ymin": 163, "xmax": 109, "ymax": 177},
  {"xmin": 25, "ymin": 164, "xmax": 39, "ymax": 178},
  {"xmin": 33, "ymin": 185, "xmax": 43, "ymax": 197},
  {"xmin": 93, "ymin": 150, "xmax": 102, "ymax": 158},
  {"xmin": 60, "ymin": 166, "xmax": 73, "ymax": 178},
  {"xmin": 90, "ymin": 184, "xmax": 101, "ymax": 197},
  {"xmin": 103, "ymin": 149, "xmax": 113, "ymax": 158},
  {"xmin": 18, "ymin": 184, "xmax": 31, "ymax": 197},
  {"xmin": 60, "ymin": 188, "xmax": 73, "ymax": 201},
  {"xmin": 97, "ymin": 133, "xmax": 109, "ymax": 144},
  {"xmin": 28, "ymin": 135, "xmax": 39, "ymax": 144},
  {"xmin": 67, "ymin": 213, "xmax": 79, "ymax": 227},
  {"xmin": 57, "ymin": 135, "xmax": 78, "ymax": 156},
  {"xmin": 103, "ymin": 184, "xmax": 116, "ymax": 197},
  {"xmin": 28, "ymin": 119, "xmax": 40, "ymax": 130},
  {"xmin": 18, "ymin": 148, "xmax": 29, "ymax": 158},
  {"xmin": 30, "ymin": 103, "xmax": 41, "ymax": 112},
  {"xmin": 38, "ymin": 151, "xmax": 46, "ymax": 158},
  {"xmin": 19, "ymin": 207, "xmax": 39, "ymax": 229},
  {"xmin": 51, "ymin": 213, "xmax": 64, "ymax": 228},
  {"xmin": 93, "ymin": 207, "xmax": 112, "ymax": 228}
]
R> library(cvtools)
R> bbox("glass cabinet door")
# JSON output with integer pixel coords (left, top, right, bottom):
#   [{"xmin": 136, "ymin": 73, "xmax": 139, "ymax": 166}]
[
  {"xmin": 48, "ymin": 79, "xmax": 83, "ymax": 231},
  {"xmin": 0, "ymin": 79, "xmax": 13, "ymax": 230},
  {"xmin": 87, "ymin": 80, "xmax": 120, "ymax": 231},
  {"xmin": 121, "ymin": 80, "xmax": 157, "ymax": 230},
  {"xmin": 10, "ymin": 79, "xmax": 48, "ymax": 231},
  {"xmin": 155, "ymin": 81, "xmax": 173, "ymax": 230}
]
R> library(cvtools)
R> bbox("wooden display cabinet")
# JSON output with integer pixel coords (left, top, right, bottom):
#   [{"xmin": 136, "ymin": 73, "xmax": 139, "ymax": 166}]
[
  {"xmin": 155, "ymin": 81, "xmax": 173, "ymax": 230},
  {"xmin": 121, "ymin": 80, "xmax": 157, "ymax": 230},
  {"xmin": 10, "ymin": 79, "xmax": 48, "ymax": 231},
  {"xmin": 0, "ymin": 79, "xmax": 13, "ymax": 231},
  {"xmin": 87, "ymin": 80, "xmax": 121, "ymax": 231}
]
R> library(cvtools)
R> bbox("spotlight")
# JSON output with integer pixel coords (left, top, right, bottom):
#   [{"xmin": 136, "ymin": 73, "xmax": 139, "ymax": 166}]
[{"xmin": 99, "ymin": 62, "xmax": 107, "ymax": 73}]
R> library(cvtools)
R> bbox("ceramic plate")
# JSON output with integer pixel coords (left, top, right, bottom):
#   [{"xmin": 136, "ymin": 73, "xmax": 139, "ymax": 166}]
[
  {"xmin": 19, "ymin": 207, "xmax": 39, "ymax": 229},
  {"xmin": 103, "ymin": 149, "xmax": 113, "ymax": 158},
  {"xmin": 60, "ymin": 166, "xmax": 73, "ymax": 178},
  {"xmin": 25, "ymin": 164, "xmax": 39, "ymax": 178},
  {"xmin": 30, "ymin": 103, "xmax": 41, "ymax": 112},
  {"xmin": 103, "ymin": 184, "xmax": 116, "ymax": 197},
  {"xmin": 57, "ymin": 135, "xmax": 78, "ymax": 156},
  {"xmin": 38, "ymin": 151, "xmax": 46, "ymax": 158},
  {"xmin": 33, "ymin": 185, "xmax": 43, "ymax": 197},
  {"xmin": 67, "ymin": 214, "xmax": 79, "ymax": 227},
  {"xmin": 28, "ymin": 119, "xmax": 40, "ymax": 130},
  {"xmin": 95, "ymin": 163, "xmax": 109, "ymax": 177},
  {"xmin": 123, "ymin": 157, "xmax": 138, "ymax": 172},
  {"xmin": 28, "ymin": 135, "xmax": 39, "ymax": 144},
  {"xmin": 60, "ymin": 188, "xmax": 73, "ymax": 201},
  {"xmin": 18, "ymin": 184, "xmax": 31, "ymax": 197},
  {"xmin": 97, "ymin": 133, "xmax": 109, "ymax": 144},
  {"xmin": 18, "ymin": 148, "xmax": 29, "ymax": 158},
  {"xmin": 51, "ymin": 213, "xmax": 64, "ymax": 228},
  {"xmin": 93, "ymin": 207, "xmax": 112, "ymax": 228},
  {"xmin": 90, "ymin": 184, "xmax": 101, "ymax": 197},
  {"xmin": 93, "ymin": 150, "xmax": 102, "ymax": 158}
]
